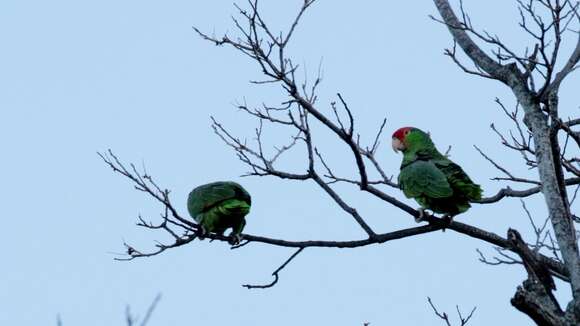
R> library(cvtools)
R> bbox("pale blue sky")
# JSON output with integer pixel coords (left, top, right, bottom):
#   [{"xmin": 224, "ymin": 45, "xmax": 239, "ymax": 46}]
[{"xmin": 1, "ymin": 1, "xmax": 579, "ymax": 325}]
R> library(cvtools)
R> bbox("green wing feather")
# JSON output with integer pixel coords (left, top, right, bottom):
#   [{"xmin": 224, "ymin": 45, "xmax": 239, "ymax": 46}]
[
  {"xmin": 434, "ymin": 159, "xmax": 482, "ymax": 201},
  {"xmin": 187, "ymin": 181, "xmax": 251, "ymax": 218},
  {"xmin": 398, "ymin": 160, "xmax": 453, "ymax": 199}
]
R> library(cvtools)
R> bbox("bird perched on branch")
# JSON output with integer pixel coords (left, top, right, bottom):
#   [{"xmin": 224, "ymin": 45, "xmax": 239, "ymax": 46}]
[
  {"xmin": 392, "ymin": 127, "xmax": 482, "ymax": 222},
  {"xmin": 187, "ymin": 181, "xmax": 251, "ymax": 245}
]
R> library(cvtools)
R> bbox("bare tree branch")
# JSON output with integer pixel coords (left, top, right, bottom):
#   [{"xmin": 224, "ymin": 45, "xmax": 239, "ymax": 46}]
[
  {"xmin": 427, "ymin": 297, "xmax": 476, "ymax": 326},
  {"xmin": 243, "ymin": 248, "xmax": 304, "ymax": 289},
  {"xmin": 477, "ymin": 177, "xmax": 580, "ymax": 204},
  {"xmin": 125, "ymin": 293, "xmax": 162, "ymax": 326}
]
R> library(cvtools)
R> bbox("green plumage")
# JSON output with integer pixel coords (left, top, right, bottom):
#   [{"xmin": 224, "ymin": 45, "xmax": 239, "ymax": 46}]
[
  {"xmin": 397, "ymin": 128, "xmax": 482, "ymax": 216},
  {"xmin": 187, "ymin": 181, "xmax": 251, "ymax": 239}
]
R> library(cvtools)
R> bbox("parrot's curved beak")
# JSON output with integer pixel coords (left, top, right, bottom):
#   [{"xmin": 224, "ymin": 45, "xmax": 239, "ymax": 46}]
[{"xmin": 392, "ymin": 137, "xmax": 405, "ymax": 153}]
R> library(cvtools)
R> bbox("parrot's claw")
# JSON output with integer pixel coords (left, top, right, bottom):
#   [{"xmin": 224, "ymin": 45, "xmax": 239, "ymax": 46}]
[
  {"xmin": 228, "ymin": 234, "xmax": 243, "ymax": 246},
  {"xmin": 441, "ymin": 214, "xmax": 453, "ymax": 232},
  {"xmin": 415, "ymin": 209, "xmax": 429, "ymax": 223},
  {"xmin": 196, "ymin": 226, "xmax": 208, "ymax": 240}
]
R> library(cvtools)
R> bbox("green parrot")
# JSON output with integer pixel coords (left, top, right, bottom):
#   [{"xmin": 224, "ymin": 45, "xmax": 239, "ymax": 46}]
[
  {"xmin": 392, "ymin": 127, "xmax": 482, "ymax": 222},
  {"xmin": 187, "ymin": 181, "xmax": 251, "ymax": 244}
]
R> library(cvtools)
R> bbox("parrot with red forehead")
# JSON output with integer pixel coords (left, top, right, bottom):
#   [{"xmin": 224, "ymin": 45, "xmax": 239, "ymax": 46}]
[{"xmin": 392, "ymin": 127, "xmax": 482, "ymax": 222}]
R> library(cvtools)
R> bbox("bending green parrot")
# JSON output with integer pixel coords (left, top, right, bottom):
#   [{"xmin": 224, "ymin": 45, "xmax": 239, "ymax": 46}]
[
  {"xmin": 392, "ymin": 127, "xmax": 482, "ymax": 222},
  {"xmin": 187, "ymin": 181, "xmax": 251, "ymax": 244}
]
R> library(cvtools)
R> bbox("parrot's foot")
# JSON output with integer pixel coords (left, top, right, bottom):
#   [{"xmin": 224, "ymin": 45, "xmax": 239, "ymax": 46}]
[
  {"xmin": 440, "ymin": 214, "xmax": 454, "ymax": 232},
  {"xmin": 228, "ymin": 234, "xmax": 243, "ymax": 246},
  {"xmin": 415, "ymin": 209, "xmax": 430, "ymax": 223},
  {"xmin": 196, "ymin": 226, "xmax": 208, "ymax": 240}
]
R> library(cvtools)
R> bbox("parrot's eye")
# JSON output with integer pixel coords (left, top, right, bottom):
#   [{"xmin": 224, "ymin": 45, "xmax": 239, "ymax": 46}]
[{"xmin": 404, "ymin": 130, "xmax": 410, "ymax": 135}]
